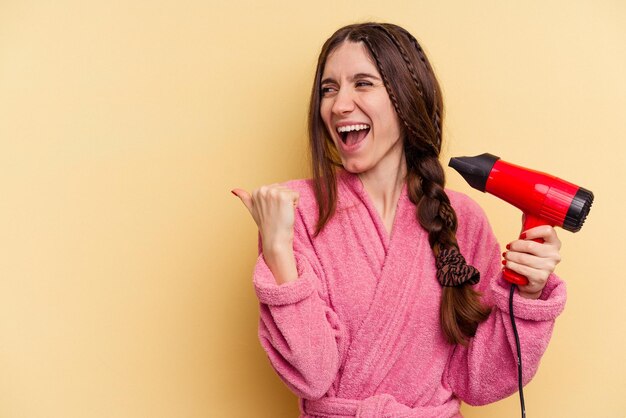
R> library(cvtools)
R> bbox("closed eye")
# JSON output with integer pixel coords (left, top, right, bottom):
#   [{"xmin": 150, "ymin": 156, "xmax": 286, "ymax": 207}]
[{"xmin": 355, "ymin": 81, "xmax": 373, "ymax": 88}]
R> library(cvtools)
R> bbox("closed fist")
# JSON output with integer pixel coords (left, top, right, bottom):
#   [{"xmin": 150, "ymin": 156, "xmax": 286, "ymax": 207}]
[{"xmin": 232, "ymin": 184, "xmax": 300, "ymax": 254}]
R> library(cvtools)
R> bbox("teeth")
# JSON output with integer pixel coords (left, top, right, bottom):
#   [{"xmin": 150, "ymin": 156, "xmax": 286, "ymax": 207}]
[{"xmin": 337, "ymin": 124, "xmax": 370, "ymax": 133}]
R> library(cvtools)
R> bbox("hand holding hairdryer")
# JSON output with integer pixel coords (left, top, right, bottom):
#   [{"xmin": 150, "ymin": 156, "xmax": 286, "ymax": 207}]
[{"xmin": 449, "ymin": 153, "xmax": 594, "ymax": 286}]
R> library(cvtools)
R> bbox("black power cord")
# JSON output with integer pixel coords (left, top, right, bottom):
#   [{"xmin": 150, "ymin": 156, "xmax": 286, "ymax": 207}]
[{"xmin": 509, "ymin": 284, "xmax": 526, "ymax": 418}]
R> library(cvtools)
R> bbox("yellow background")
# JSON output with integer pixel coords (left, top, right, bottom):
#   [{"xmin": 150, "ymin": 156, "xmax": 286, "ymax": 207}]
[{"xmin": 1, "ymin": 1, "xmax": 624, "ymax": 417}]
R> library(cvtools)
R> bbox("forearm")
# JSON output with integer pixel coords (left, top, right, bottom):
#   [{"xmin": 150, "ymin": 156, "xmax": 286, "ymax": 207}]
[
  {"xmin": 263, "ymin": 242, "xmax": 298, "ymax": 285},
  {"xmin": 446, "ymin": 275, "xmax": 566, "ymax": 405},
  {"xmin": 254, "ymin": 251, "xmax": 344, "ymax": 399}
]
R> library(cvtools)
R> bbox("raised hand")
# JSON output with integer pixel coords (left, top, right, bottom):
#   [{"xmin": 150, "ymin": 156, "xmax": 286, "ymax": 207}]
[{"xmin": 232, "ymin": 184, "xmax": 300, "ymax": 285}]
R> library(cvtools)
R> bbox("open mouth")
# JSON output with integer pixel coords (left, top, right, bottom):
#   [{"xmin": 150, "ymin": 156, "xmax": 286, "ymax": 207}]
[{"xmin": 337, "ymin": 124, "xmax": 371, "ymax": 146}]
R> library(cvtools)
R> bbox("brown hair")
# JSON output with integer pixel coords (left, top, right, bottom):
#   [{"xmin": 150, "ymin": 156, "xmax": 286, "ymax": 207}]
[{"xmin": 308, "ymin": 23, "xmax": 491, "ymax": 345}]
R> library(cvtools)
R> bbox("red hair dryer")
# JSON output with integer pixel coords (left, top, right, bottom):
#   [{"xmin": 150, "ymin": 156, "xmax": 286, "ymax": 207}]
[{"xmin": 449, "ymin": 153, "xmax": 594, "ymax": 286}]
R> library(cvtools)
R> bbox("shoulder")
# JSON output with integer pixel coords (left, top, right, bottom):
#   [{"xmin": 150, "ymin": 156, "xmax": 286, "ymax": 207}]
[
  {"xmin": 445, "ymin": 189, "xmax": 487, "ymax": 220},
  {"xmin": 445, "ymin": 190, "xmax": 501, "ymax": 277},
  {"xmin": 445, "ymin": 188, "xmax": 493, "ymax": 241}
]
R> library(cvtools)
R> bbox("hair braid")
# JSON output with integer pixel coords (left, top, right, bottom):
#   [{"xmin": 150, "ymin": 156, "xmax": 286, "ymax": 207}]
[
  {"xmin": 432, "ymin": 109, "xmax": 442, "ymax": 148},
  {"xmin": 412, "ymin": 156, "xmax": 491, "ymax": 344},
  {"xmin": 361, "ymin": 36, "xmax": 423, "ymax": 144},
  {"xmin": 374, "ymin": 25, "xmax": 442, "ymax": 149},
  {"xmin": 401, "ymin": 27, "xmax": 428, "ymax": 66},
  {"xmin": 399, "ymin": 28, "xmax": 443, "ymax": 147},
  {"xmin": 373, "ymin": 25, "xmax": 425, "ymax": 101},
  {"xmin": 413, "ymin": 156, "xmax": 456, "ymax": 249},
  {"xmin": 361, "ymin": 36, "xmax": 439, "ymax": 156}
]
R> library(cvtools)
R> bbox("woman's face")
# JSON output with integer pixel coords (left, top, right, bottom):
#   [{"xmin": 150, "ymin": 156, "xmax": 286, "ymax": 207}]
[{"xmin": 320, "ymin": 41, "xmax": 403, "ymax": 176}]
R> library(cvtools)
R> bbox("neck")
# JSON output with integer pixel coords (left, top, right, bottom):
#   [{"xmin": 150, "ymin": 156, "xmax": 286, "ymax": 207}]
[{"xmin": 358, "ymin": 152, "xmax": 407, "ymax": 219}]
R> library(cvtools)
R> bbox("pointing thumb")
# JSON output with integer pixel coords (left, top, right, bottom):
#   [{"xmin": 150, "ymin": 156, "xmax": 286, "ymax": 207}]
[{"xmin": 231, "ymin": 188, "xmax": 254, "ymax": 214}]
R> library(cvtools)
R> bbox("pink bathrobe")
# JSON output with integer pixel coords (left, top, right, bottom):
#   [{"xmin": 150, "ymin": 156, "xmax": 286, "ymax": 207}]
[{"xmin": 253, "ymin": 170, "xmax": 566, "ymax": 418}]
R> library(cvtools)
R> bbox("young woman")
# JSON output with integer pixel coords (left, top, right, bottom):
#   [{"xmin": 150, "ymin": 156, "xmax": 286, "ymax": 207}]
[{"xmin": 233, "ymin": 22, "xmax": 565, "ymax": 418}]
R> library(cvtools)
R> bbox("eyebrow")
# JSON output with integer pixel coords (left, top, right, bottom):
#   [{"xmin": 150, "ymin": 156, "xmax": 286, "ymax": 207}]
[{"xmin": 321, "ymin": 72, "xmax": 381, "ymax": 85}]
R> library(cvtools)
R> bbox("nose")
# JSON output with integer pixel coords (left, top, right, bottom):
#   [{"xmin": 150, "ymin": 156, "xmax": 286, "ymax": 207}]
[{"xmin": 331, "ymin": 87, "xmax": 355, "ymax": 115}]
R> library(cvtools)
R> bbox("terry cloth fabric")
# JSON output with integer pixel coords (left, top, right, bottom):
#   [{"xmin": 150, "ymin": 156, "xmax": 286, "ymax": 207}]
[{"xmin": 253, "ymin": 169, "xmax": 566, "ymax": 417}]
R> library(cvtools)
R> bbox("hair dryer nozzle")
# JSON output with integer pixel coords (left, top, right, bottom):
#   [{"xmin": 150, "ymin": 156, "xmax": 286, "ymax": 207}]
[
  {"xmin": 448, "ymin": 153, "xmax": 500, "ymax": 192},
  {"xmin": 564, "ymin": 187, "xmax": 594, "ymax": 232}
]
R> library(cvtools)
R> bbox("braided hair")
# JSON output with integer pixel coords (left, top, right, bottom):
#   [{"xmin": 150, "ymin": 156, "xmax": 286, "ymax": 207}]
[{"xmin": 308, "ymin": 23, "xmax": 490, "ymax": 345}]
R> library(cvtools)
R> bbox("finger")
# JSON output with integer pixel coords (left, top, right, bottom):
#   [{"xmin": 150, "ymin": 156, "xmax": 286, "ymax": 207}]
[
  {"xmin": 231, "ymin": 188, "xmax": 254, "ymax": 213},
  {"xmin": 274, "ymin": 187, "xmax": 299, "ymax": 206},
  {"xmin": 506, "ymin": 239, "xmax": 543, "ymax": 255},
  {"xmin": 506, "ymin": 239, "xmax": 562, "ymax": 263},
  {"xmin": 521, "ymin": 225, "xmax": 561, "ymax": 247},
  {"xmin": 504, "ymin": 250, "xmax": 558, "ymax": 271},
  {"xmin": 289, "ymin": 190, "xmax": 300, "ymax": 207},
  {"xmin": 507, "ymin": 228, "xmax": 561, "ymax": 252},
  {"xmin": 262, "ymin": 186, "xmax": 299, "ymax": 208},
  {"xmin": 503, "ymin": 259, "xmax": 549, "ymax": 284}
]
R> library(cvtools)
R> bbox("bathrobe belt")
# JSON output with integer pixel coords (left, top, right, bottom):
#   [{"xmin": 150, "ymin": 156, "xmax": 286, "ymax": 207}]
[{"xmin": 301, "ymin": 394, "xmax": 462, "ymax": 418}]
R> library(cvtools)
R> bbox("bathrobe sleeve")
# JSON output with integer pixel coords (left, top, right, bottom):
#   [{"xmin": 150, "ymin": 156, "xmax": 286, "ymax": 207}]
[
  {"xmin": 252, "ymin": 198, "xmax": 345, "ymax": 400},
  {"xmin": 443, "ymin": 192, "xmax": 567, "ymax": 405}
]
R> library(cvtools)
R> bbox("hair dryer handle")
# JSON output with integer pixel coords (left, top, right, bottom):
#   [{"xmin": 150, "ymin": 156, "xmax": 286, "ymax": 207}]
[{"xmin": 502, "ymin": 214, "xmax": 548, "ymax": 286}]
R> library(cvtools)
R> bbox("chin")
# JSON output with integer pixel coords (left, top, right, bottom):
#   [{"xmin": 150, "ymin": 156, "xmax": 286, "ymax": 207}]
[{"xmin": 341, "ymin": 160, "xmax": 368, "ymax": 174}]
